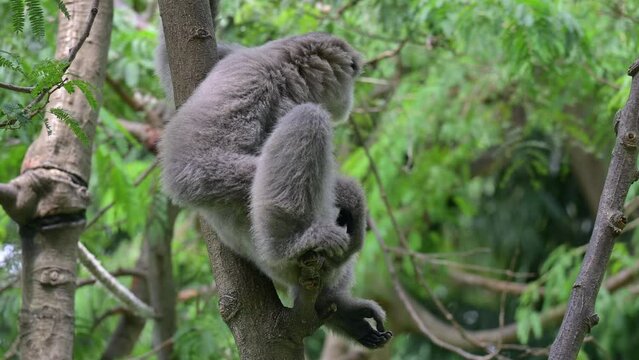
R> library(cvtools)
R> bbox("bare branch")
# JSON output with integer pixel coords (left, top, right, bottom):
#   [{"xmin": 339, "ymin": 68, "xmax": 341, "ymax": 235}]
[
  {"xmin": 369, "ymin": 217, "xmax": 497, "ymax": 360},
  {"xmin": 550, "ymin": 59, "xmax": 639, "ymax": 359},
  {"xmin": 66, "ymin": 0, "xmax": 100, "ymax": 64},
  {"xmin": 0, "ymin": 82, "xmax": 33, "ymax": 93},
  {"xmin": 350, "ymin": 116, "xmax": 501, "ymax": 355},
  {"xmin": 78, "ymin": 242, "xmax": 155, "ymax": 318},
  {"xmin": 77, "ymin": 268, "xmax": 146, "ymax": 288}
]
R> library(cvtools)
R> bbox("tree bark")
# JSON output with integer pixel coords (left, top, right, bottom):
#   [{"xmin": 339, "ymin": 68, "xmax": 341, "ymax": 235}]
[
  {"xmin": 0, "ymin": 1, "xmax": 113, "ymax": 358},
  {"xmin": 549, "ymin": 60, "xmax": 639, "ymax": 359}
]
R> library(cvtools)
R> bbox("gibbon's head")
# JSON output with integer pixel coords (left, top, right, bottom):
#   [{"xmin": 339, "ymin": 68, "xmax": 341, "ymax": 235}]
[{"xmin": 271, "ymin": 33, "xmax": 363, "ymax": 122}]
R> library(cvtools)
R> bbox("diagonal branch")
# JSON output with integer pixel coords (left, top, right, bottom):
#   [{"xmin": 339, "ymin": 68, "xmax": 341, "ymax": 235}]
[
  {"xmin": 549, "ymin": 59, "xmax": 639, "ymax": 359},
  {"xmin": 78, "ymin": 243, "xmax": 155, "ymax": 318}
]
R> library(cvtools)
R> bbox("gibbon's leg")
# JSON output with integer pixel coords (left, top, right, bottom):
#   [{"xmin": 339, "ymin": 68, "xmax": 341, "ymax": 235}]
[
  {"xmin": 316, "ymin": 263, "xmax": 393, "ymax": 348},
  {"xmin": 251, "ymin": 103, "xmax": 350, "ymax": 264}
]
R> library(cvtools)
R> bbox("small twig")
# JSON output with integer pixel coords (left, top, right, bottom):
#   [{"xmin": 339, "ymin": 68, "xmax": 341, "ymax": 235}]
[
  {"xmin": 77, "ymin": 268, "xmax": 146, "ymax": 288},
  {"xmin": 0, "ymin": 82, "xmax": 33, "ymax": 93},
  {"xmin": 178, "ymin": 283, "xmax": 217, "ymax": 302},
  {"xmin": 386, "ymin": 246, "xmax": 536, "ymax": 279},
  {"xmin": 365, "ymin": 39, "xmax": 407, "ymax": 67},
  {"xmin": 91, "ymin": 306, "xmax": 129, "ymax": 330},
  {"xmin": 335, "ymin": 0, "xmax": 361, "ymax": 16}
]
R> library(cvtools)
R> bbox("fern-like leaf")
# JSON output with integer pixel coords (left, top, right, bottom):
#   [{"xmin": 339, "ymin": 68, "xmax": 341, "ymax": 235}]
[
  {"xmin": 64, "ymin": 79, "xmax": 98, "ymax": 109},
  {"xmin": 25, "ymin": 0, "xmax": 44, "ymax": 38},
  {"xmin": 10, "ymin": 0, "xmax": 25, "ymax": 33},
  {"xmin": 54, "ymin": 0, "xmax": 70, "ymax": 19},
  {"xmin": 28, "ymin": 59, "xmax": 67, "ymax": 95},
  {"xmin": 1, "ymin": 103, "xmax": 29, "ymax": 127},
  {"xmin": 50, "ymin": 108, "xmax": 89, "ymax": 145},
  {"xmin": 0, "ymin": 55, "xmax": 20, "ymax": 73}
]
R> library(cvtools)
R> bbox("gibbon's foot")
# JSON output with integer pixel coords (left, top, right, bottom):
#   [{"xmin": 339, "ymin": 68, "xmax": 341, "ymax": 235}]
[
  {"xmin": 327, "ymin": 297, "xmax": 393, "ymax": 348},
  {"xmin": 358, "ymin": 329, "xmax": 393, "ymax": 349}
]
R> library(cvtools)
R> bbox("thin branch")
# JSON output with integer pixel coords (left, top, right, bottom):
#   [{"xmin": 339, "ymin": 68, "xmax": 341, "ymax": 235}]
[
  {"xmin": 77, "ymin": 268, "xmax": 146, "ymax": 288},
  {"xmin": 0, "ymin": 82, "xmax": 33, "ymax": 93},
  {"xmin": 386, "ymin": 246, "xmax": 536, "ymax": 279},
  {"xmin": 66, "ymin": 0, "xmax": 100, "ymax": 64},
  {"xmin": 177, "ymin": 283, "xmax": 216, "ymax": 302},
  {"xmin": 91, "ymin": 307, "xmax": 129, "ymax": 330},
  {"xmin": 447, "ymin": 270, "xmax": 540, "ymax": 296},
  {"xmin": 106, "ymin": 75, "xmax": 144, "ymax": 111},
  {"xmin": 364, "ymin": 40, "xmax": 407, "ymax": 67},
  {"xmin": 369, "ymin": 217, "xmax": 498, "ymax": 360},
  {"xmin": 350, "ymin": 116, "xmax": 498, "ymax": 354},
  {"xmin": 78, "ymin": 242, "xmax": 155, "ymax": 318},
  {"xmin": 550, "ymin": 59, "xmax": 639, "ymax": 359}
]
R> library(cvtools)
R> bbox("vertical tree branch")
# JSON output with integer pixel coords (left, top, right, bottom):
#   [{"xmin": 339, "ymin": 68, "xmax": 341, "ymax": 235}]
[
  {"xmin": 1, "ymin": 1, "xmax": 114, "ymax": 358},
  {"xmin": 550, "ymin": 60, "xmax": 639, "ymax": 359}
]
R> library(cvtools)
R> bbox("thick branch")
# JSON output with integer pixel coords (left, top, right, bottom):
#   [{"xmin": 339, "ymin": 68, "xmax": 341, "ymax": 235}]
[
  {"xmin": 16, "ymin": 1, "xmax": 113, "ymax": 358},
  {"xmin": 550, "ymin": 60, "xmax": 639, "ymax": 359}
]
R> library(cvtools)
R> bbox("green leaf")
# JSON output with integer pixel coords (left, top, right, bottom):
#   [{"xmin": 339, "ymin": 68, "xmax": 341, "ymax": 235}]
[
  {"xmin": 64, "ymin": 79, "xmax": 98, "ymax": 109},
  {"xmin": 1, "ymin": 103, "xmax": 29, "ymax": 127},
  {"xmin": 50, "ymin": 108, "xmax": 89, "ymax": 145},
  {"xmin": 54, "ymin": 0, "xmax": 70, "ymax": 19},
  {"xmin": 10, "ymin": 0, "xmax": 25, "ymax": 33},
  {"xmin": 0, "ymin": 55, "xmax": 20, "ymax": 73},
  {"xmin": 25, "ymin": 0, "xmax": 45, "ymax": 38}
]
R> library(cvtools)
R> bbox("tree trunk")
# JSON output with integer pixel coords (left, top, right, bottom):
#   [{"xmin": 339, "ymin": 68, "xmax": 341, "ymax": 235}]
[{"xmin": 0, "ymin": 0, "xmax": 114, "ymax": 358}]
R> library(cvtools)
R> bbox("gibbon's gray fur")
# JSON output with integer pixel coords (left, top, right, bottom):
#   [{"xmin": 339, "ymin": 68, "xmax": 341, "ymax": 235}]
[{"xmin": 158, "ymin": 32, "xmax": 392, "ymax": 348}]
